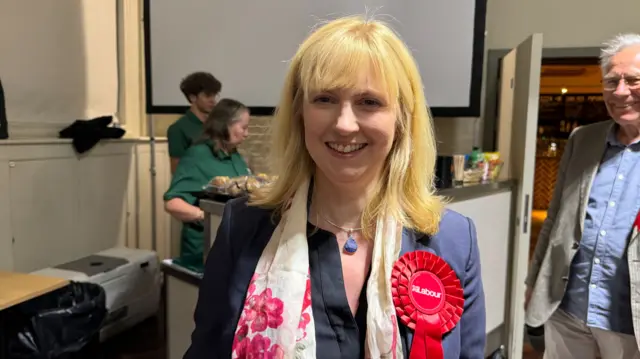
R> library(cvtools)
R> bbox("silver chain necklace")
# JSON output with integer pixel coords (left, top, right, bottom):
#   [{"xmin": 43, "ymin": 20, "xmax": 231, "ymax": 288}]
[{"xmin": 318, "ymin": 213, "xmax": 362, "ymax": 254}]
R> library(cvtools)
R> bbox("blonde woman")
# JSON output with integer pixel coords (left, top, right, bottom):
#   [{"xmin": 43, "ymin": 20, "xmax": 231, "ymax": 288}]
[{"xmin": 184, "ymin": 16, "xmax": 486, "ymax": 359}]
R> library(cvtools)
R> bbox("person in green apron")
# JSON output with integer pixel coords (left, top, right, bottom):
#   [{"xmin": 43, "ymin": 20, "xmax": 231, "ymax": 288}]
[
  {"xmin": 164, "ymin": 98, "xmax": 251, "ymax": 272},
  {"xmin": 167, "ymin": 72, "xmax": 222, "ymax": 174}
]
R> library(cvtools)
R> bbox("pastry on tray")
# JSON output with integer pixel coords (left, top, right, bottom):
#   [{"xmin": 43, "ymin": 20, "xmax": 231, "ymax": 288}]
[
  {"xmin": 210, "ymin": 176, "xmax": 230, "ymax": 187},
  {"xmin": 246, "ymin": 177, "xmax": 261, "ymax": 192},
  {"xmin": 226, "ymin": 182, "xmax": 245, "ymax": 196},
  {"xmin": 206, "ymin": 174, "xmax": 278, "ymax": 197}
]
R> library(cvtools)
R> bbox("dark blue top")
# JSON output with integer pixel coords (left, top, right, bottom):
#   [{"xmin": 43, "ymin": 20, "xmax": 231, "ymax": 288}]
[{"xmin": 184, "ymin": 198, "xmax": 486, "ymax": 359}]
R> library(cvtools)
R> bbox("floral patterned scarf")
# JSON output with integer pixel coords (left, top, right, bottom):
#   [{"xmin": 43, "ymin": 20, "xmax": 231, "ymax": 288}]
[{"xmin": 231, "ymin": 176, "xmax": 404, "ymax": 358}]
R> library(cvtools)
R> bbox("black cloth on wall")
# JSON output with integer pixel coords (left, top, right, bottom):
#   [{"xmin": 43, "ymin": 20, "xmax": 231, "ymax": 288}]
[
  {"xmin": 59, "ymin": 115, "xmax": 125, "ymax": 154},
  {"xmin": 0, "ymin": 79, "xmax": 8, "ymax": 139}
]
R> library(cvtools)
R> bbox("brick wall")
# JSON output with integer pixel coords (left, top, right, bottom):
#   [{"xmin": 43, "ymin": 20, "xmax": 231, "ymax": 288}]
[
  {"xmin": 237, "ymin": 116, "xmax": 272, "ymax": 174},
  {"xmin": 152, "ymin": 114, "xmax": 480, "ymax": 174},
  {"xmin": 152, "ymin": 114, "xmax": 275, "ymax": 174}
]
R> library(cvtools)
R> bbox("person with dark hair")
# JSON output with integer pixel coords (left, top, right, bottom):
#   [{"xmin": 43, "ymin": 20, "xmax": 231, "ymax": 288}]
[
  {"xmin": 167, "ymin": 72, "xmax": 223, "ymax": 173},
  {"xmin": 164, "ymin": 98, "xmax": 251, "ymax": 271}
]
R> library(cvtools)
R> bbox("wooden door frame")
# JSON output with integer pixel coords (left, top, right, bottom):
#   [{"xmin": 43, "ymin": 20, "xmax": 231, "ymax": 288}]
[{"xmin": 482, "ymin": 47, "xmax": 601, "ymax": 152}]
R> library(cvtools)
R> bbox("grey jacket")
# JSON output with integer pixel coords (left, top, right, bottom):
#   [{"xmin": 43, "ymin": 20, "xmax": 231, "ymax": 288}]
[{"xmin": 525, "ymin": 120, "xmax": 640, "ymax": 348}]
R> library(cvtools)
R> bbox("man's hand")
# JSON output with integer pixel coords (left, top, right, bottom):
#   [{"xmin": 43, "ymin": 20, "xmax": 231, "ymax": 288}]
[{"xmin": 525, "ymin": 286, "xmax": 533, "ymax": 310}]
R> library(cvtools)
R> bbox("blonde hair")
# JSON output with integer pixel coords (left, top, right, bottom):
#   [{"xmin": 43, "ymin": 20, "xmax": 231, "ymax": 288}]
[{"xmin": 251, "ymin": 15, "xmax": 444, "ymax": 237}]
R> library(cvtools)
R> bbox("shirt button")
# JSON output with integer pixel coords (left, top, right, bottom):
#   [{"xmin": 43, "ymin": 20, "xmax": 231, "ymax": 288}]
[
  {"xmin": 600, "ymin": 230, "xmax": 607, "ymax": 236},
  {"xmin": 618, "ymin": 174, "xmax": 624, "ymax": 180},
  {"xmin": 609, "ymin": 201, "xmax": 616, "ymax": 207},
  {"xmin": 594, "ymin": 258, "xmax": 601, "ymax": 264},
  {"xmin": 591, "ymin": 283, "xmax": 597, "ymax": 289}
]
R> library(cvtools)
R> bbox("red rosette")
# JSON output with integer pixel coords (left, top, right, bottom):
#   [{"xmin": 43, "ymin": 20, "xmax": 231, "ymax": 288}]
[{"xmin": 391, "ymin": 251, "xmax": 464, "ymax": 359}]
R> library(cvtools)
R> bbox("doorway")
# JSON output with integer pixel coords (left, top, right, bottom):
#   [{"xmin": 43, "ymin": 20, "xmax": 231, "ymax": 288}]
[
  {"xmin": 483, "ymin": 47, "xmax": 602, "ymax": 151},
  {"xmin": 484, "ymin": 48, "xmax": 609, "ymax": 359},
  {"xmin": 530, "ymin": 59, "xmax": 610, "ymax": 260},
  {"xmin": 484, "ymin": 50, "xmax": 607, "ymax": 260}
]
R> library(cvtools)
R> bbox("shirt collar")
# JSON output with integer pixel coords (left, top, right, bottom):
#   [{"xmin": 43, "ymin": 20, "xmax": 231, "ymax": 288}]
[
  {"xmin": 205, "ymin": 139, "xmax": 234, "ymax": 159},
  {"xmin": 186, "ymin": 110, "xmax": 203, "ymax": 124},
  {"xmin": 214, "ymin": 149, "xmax": 233, "ymax": 159},
  {"xmin": 606, "ymin": 123, "xmax": 640, "ymax": 148},
  {"xmin": 606, "ymin": 124, "xmax": 623, "ymax": 147}
]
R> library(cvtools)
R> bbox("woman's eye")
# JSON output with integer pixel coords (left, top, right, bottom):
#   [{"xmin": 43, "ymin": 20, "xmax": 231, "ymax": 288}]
[
  {"xmin": 313, "ymin": 96, "xmax": 333, "ymax": 103},
  {"xmin": 360, "ymin": 98, "xmax": 382, "ymax": 107}
]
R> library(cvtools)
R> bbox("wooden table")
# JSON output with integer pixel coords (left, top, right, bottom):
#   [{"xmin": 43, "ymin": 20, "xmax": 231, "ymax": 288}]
[
  {"xmin": 0, "ymin": 271, "xmax": 69, "ymax": 311},
  {"xmin": 0, "ymin": 271, "xmax": 69, "ymax": 359}
]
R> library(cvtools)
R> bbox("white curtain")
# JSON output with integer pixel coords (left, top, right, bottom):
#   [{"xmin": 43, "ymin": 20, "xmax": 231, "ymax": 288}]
[{"xmin": 0, "ymin": 0, "xmax": 118, "ymax": 135}]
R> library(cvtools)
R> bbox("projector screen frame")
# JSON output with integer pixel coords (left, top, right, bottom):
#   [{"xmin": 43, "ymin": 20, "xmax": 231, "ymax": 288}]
[{"xmin": 142, "ymin": 0, "xmax": 487, "ymax": 118}]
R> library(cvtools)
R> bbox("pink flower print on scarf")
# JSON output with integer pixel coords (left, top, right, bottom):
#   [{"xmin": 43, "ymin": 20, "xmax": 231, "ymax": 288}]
[
  {"xmin": 296, "ymin": 278, "xmax": 312, "ymax": 341},
  {"xmin": 233, "ymin": 334, "xmax": 285, "ymax": 359},
  {"xmin": 234, "ymin": 275, "xmax": 315, "ymax": 358},
  {"xmin": 237, "ymin": 285, "xmax": 285, "ymax": 333},
  {"xmin": 233, "ymin": 276, "xmax": 287, "ymax": 358},
  {"xmin": 243, "ymin": 288, "xmax": 285, "ymax": 332}
]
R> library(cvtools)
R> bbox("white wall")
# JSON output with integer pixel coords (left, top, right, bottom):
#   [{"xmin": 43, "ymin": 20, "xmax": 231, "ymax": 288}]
[
  {"xmin": 133, "ymin": 139, "xmax": 176, "ymax": 260},
  {"xmin": 1, "ymin": 0, "xmax": 119, "ymax": 139},
  {"xmin": 0, "ymin": 0, "xmax": 174, "ymax": 273},
  {"xmin": 486, "ymin": 0, "xmax": 639, "ymax": 49},
  {"xmin": 448, "ymin": 191, "xmax": 513, "ymax": 334},
  {"xmin": 0, "ymin": 139, "xmax": 174, "ymax": 272}
]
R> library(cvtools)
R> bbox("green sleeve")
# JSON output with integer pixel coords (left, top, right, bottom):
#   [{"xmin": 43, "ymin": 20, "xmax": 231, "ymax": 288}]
[
  {"xmin": 167, "ymin": 123, "xmax": 188, "ymax": 158},
  {"xmin": 164, "ymin": 152, "xmax": 208, "ymax": 205}
]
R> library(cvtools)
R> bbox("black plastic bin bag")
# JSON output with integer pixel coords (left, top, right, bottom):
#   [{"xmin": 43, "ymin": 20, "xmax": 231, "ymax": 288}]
[{"xmin": 5, "ymin": 281, "xmax": 107, "ymax": 359}]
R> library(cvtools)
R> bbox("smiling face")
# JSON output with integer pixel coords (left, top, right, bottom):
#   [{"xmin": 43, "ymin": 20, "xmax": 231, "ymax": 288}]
[
  {"xmin": 302, "ymin": 72, "xmax": 396, "ymax": 188},
  {"xmin": 602, "ymin": 45, "xmax": 640, "ymax": 125}
]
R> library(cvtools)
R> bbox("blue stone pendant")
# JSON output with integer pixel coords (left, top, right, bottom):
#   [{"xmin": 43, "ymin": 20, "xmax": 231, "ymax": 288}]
[{"xmin": 343, "ymin": 236, "xmax": 358, "ymax": 254}]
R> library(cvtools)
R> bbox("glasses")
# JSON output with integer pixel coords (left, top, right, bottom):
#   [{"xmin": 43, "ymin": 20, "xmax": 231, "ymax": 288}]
[{"xmin": 602, "ymin": 76, "xmax": 640, "ymax": 91}]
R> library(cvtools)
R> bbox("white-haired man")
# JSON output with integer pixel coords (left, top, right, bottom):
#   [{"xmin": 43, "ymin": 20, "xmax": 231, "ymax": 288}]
[{"xmin": 525, "ymin": 33, "xmax": 640, "ymax": 358}]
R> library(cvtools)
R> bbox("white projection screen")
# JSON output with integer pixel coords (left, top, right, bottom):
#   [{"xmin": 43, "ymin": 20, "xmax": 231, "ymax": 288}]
[{"xmin": 144, "ymin": 0, "xmax": 486, "ymax": 117}]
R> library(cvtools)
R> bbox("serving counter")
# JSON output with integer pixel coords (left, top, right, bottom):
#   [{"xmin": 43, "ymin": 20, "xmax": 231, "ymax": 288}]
[{"xmin": 163, "ymin": 180, "xmax": 516, "ymax": 359}]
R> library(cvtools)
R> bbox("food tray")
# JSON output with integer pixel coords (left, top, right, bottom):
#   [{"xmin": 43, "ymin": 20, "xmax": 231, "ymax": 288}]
[
  {"xmin": 203, "ymin": 174, "xmax": 276, "ymax": 198},
  {"xmin": 194, "ymin": 190, "xmax": 236, "ymax": 203}
]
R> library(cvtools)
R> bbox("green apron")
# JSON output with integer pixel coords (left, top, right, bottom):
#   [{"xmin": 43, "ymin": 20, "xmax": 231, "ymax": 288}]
[
  {"xmin": 164, "ymin": 141, "xmax": 250, "ymax": 272},
  {"xmin": 166, "ymin": 110, "xmax": 203, "ymax": 158}
]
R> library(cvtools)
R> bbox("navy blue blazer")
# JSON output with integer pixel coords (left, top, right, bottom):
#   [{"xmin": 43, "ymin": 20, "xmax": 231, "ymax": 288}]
[{"xmin": 184, "ymin": 198, "xmax": 486, "ymax": 358}]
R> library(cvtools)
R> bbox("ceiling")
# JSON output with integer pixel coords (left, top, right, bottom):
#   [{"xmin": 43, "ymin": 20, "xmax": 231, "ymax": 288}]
[{"xmin": 539, "ymin": 64, "xmax": 602, "ymax": 95}]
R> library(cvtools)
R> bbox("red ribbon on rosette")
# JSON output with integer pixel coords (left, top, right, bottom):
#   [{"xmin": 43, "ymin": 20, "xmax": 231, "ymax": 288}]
[{"xmin": 391, "ymin": 251, "xmax": 464, "ymax": 359}]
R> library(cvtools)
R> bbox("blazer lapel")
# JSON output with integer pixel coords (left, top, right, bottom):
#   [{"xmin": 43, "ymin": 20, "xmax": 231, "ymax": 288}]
[
  {"xmin": 400, "ymin": 229, "xmax": 436, "ymax": 256},
  {"xmin": 578, "ymin": 122, "xmax": 613, "ymax": 234},
  {"xmin": 632, "ymin": 212, "xmax": 640, "ymax": 246},
  {"xmin": 627, "ymin": 210, "xmax": 640, "ymax": 351}
]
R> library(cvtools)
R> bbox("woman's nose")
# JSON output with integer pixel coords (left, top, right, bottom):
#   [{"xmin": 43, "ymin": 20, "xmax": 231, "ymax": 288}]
[{"xmin": 335, "ymin": 103, "xmax": 359, "ymax": 134}]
